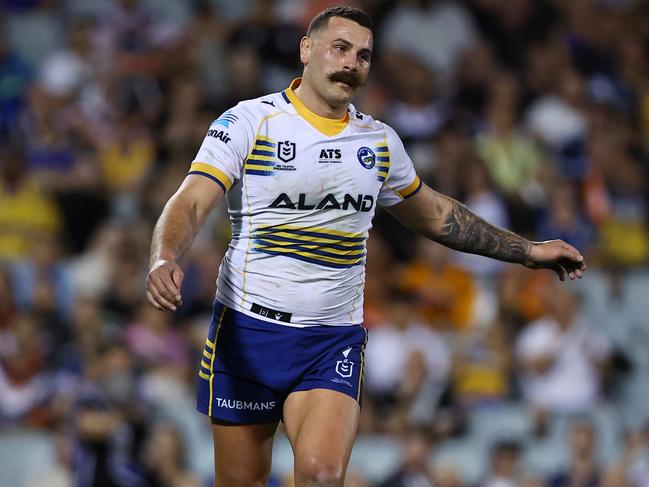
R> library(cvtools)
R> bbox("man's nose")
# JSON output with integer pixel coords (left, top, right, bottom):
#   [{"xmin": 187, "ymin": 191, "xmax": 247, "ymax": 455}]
[{"xmin": 342, "ymin": 53, "xmax": 359, "ymax": 72}]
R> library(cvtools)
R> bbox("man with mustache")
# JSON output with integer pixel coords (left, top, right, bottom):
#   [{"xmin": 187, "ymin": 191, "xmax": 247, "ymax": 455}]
[{"xmin": 146, "ymin": 6, "xmax": 586, "ymax": 486}]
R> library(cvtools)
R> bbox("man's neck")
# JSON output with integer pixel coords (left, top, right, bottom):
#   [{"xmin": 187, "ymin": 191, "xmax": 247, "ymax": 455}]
[{"xmin": 293, "ymin": 81, "xmax": 348, "ymax": 119}]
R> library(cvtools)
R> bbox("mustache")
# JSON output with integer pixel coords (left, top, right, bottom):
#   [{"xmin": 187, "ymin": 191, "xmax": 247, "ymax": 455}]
[{"xmin": 328, "ymin": 71, "xmax": 363, "ymax": 88}]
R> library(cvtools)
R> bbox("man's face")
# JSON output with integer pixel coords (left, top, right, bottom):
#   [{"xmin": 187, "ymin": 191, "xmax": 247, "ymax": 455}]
[{"xmin": 300, "ymin": 17, "xmax": 373, "ymax": 108}]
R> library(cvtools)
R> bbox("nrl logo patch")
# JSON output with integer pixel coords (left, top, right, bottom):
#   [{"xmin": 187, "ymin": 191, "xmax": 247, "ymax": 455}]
[{"xmin": 277, "ymin": 141, "xmax": 296, "ymax": 162}]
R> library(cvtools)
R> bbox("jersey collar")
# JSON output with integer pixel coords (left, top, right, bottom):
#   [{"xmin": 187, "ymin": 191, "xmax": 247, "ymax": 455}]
[{"xmin": 283, "ymin": 78, "xmax": 350, "ymax": 137}]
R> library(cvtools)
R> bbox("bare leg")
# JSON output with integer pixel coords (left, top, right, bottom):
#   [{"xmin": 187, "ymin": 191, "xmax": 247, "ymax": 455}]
[
  {"xmin": 283, "ymin": 389, "xmax": 360, "ymax": 487},
  {"xmin": 212, "ymin": 420, "xmax": 278, "ymax": 487}
]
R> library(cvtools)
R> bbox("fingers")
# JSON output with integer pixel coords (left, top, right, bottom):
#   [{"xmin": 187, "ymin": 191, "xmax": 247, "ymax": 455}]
[
  {"xmin": 146, "ymin": 290, "xmax": 165, "ymax": 311},
  {"xmin": 154, "ymin": 272, "xmax": 182, "ymax": 305},
  {"xmin": 560, "ymin": 242, "xmax": 585, "ymax": 265},
  {"xmin": 170, "ymin": 267, "xmax": 184, "ymax": 302},
  {"xmin": 147, "ymin": 284, "xmax": 179, "ymax": 311},
  {"xmin": 554, "ymin": 263, "xmax": 566, "ymax": 282},
  {"xmin": 146, "ymin": 262, "xmax": 184, "ymax": 311}
]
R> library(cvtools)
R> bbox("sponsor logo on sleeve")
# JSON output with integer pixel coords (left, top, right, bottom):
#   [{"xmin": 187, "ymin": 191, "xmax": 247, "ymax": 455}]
[
  {"xmin": 211, "ymin": 109, "xmax": 238, "ymax": 128},
  {"xmin": 206, "ymin": 129, "xmax": 231, "ymax": 143}
]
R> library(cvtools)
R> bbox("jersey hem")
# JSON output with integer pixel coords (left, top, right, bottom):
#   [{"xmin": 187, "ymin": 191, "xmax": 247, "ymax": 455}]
[{"xmin": 213, "ymin": 293, "xmax": 363, "ymax": 328}]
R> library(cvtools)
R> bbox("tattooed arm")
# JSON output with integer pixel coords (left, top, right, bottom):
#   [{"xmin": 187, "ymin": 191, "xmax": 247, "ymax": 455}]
[{"xmin": 387, "ymin": 183, "xmax": 586, "ymax": 280}]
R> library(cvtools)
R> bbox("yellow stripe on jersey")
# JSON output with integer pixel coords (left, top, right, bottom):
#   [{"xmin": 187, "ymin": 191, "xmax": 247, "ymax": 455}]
[
  {"xmin": 251, "ymin": 225, "xmax": 367, "ymax": 268},
  {"xmin": 398, "ymin": 176, "xmax": 422, "ymax": 199},
  {"xmin": 285, "ymin": 78, "xmax": 349, "ymax": 137},
  {"xmin": 259, "ymin": 224, "xmax": 366, "ymax": 240},
  {"xmin": 188, "ymin": 162, "xmax": 232, "ymax": 191}
]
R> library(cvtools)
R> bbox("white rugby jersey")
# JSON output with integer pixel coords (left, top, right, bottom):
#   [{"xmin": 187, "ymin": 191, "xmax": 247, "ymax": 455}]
[{"xmin": 189, "ymin": 78, "xmax": 421, "ymax": 327}]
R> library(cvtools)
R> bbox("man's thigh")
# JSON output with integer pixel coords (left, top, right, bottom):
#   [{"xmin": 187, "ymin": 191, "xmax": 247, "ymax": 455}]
[
  {"xmin": 283, "ymin": 389, "xmax": 360, "ymax": 486},
  {"xmin": 212, "ymin": 419, "xmax": 278, "ymax": 487}
]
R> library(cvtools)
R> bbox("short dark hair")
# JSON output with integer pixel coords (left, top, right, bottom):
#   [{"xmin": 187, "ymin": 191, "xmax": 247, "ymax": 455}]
[{"xmin": 306, "ymin": 6, "xmax": 373, "ymax": 37}]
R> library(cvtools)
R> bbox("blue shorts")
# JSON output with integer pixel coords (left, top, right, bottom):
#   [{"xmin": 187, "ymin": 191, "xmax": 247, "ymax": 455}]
[{"xmin": 196, "ymin": 301, "xmax": 368, "ymax": 424}]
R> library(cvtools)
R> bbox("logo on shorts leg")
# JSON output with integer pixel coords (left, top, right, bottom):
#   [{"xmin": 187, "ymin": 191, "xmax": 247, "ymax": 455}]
[{"xmin": 335, "ymin": 347, "xmax": 354, "ymax": 378}]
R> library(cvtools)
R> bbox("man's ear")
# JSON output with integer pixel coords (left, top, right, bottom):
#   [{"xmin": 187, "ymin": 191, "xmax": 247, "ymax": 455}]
[{"xmin": 299, "ymin": 36, "xmax": 311, "ymax": 65}]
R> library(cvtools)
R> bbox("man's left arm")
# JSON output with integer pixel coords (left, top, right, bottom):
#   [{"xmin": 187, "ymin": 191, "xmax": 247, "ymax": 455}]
[{"xmin": 387, "ymin": 183, "xmax": 587, "ymax": 281}]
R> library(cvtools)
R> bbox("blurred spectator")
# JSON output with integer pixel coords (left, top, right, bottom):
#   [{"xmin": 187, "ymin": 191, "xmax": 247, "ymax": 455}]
[
  {"xmin": 11, "ymin": 234, "xmax": 73, "ymax": 321},
  {"xmin": 364, "ymin": 290, "xmax": 450, "ymax": 431},
  {"xmin": 515, "ymin": 282, "xmax": 611, "ymax": 415},
  {"xmin": 397, "ymin": 238, "xmax": 476, "ymax": 331},
  {"xmin": 525, "ymin": 67, "xmax": 589, "ymax": 152},
  {"xmin": 0, "ymin": 26, "xmax": 32, "ymax": 135},
  {"xmin": 470, "ymin": 0, "xmax": 558, "ymax": 69},
  {"xmin": 0, "ymin": 144, "xmax": 62, "ymax": 261},
  {"xmin": 381, "ymin": 0, "xmax": 476, "ymax": 82},
  {"xmin": 227, "ymin": 0, "xmax": 303, "ymax": 92},
  {"xmin": 38, "ymin": 17, "xmax": 99, "ymax": 101},
  {"xmin": 0, "ymin": 264, "xmax": 17, "ymax": 326},
  {"xmin": 452, "ymin": 41, "xmax": 499, "ymax": 121},
  {"xmin": 476, "ymin": 70, "xmax": 543, "ymax": 233},
  {"xmin": 73, "ymin": 342, "xmax": 146, "ymax": 487},
  {"xmin": 548, "ymin": 419, "xmax": 601, "ymax": 487},
  {"xmin": 427, "ymin": 120, "xmax": 473, "ymax": 199},
  {"xmin": 93, "ymin": 101, "xmax": 156, "ymax": 219},
  {"xmin": 0, "ymin": 312, "xmax": 49, "ymax": 426},
  {"xmin": 141, "ymin": 422, "xmax": 201, "ymax": 487},
  {"xmin": 379, "ymin": 427, "xmax": 435, "ymax": 487},
  {"xmin": 126, "ymin": 303, "xmax": 190, "ymax": 369},
  {"xmin": 450, "ymin": 318, "xmax": 512, "ymax": 409},
  {"xmin": 480, "ymin": 438, "xmax": 524, "ymax": 487},
  {"xmin": 536, "ymin": 178, "xmax": 597, "ymax": 257},
  {"xmin": 453, "ymin": 158, "xmax": 509, "ymax": 277},
  {"xmin": 383, "ymin": 53, "xmax": 447, "ymax": 149},
  {"xmin": 584, "ymin": 128, "xmax": 649, "ymax": 267}
]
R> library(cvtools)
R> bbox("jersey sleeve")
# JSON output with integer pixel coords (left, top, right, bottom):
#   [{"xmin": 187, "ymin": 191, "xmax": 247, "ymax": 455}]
[
  {"xmin": 188, "ymin": 103, "xmax": 256, "ymax": 192},
  {"xmin": 377, "ymin": 123, "xmax": 422, "ymax": 207}
]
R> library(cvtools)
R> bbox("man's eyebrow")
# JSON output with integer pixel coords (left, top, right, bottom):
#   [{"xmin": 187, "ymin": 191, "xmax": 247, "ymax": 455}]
[{"xmin": 330, "ymin": 38, "xmax": 373, "ymax": 55}]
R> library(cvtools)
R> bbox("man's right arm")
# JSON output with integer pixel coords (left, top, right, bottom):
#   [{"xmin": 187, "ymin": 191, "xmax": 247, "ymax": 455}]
[{"xmin": 146, "ymin": 174, "xmax": 225, "ymax": 311}]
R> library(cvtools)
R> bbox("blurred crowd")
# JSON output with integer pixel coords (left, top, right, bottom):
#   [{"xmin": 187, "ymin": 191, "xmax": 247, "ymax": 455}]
[{"xmin": 1, "ymin": 0, "xmax": 649, "ymax": 486}]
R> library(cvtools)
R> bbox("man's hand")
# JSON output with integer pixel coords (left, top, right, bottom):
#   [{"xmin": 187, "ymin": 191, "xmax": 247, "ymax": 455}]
[
  {"xmin": 524, "ymin": 240, "xmax": 586, "ymax": 281},
  {"xmin": 146, "ymin": 259, "xmax": 184, "ymax": 311}
]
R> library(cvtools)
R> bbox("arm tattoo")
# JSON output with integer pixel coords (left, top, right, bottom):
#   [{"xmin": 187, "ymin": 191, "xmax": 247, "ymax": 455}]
[{"xmin": 436, "ymin": 200, "xmax": 533, "ymax": 265}]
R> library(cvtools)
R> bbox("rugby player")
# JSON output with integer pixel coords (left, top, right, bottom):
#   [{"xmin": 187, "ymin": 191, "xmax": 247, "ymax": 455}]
[{"xmin": 146, "ymin": 6, "xmax": 586, "ymax": 486}]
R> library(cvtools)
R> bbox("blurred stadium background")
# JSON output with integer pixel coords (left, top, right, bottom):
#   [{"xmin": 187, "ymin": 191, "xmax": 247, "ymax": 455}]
[{"xmin": 1, "ymin": 0, "xmax": 649, "ymax": 485}]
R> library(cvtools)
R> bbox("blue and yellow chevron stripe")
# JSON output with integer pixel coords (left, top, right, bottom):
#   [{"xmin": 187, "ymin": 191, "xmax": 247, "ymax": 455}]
[
  {"xmin": 245, "ymin": 135, "xmax": 276, "ymax": 176},
  {"xmin": 375, "ymin": 142, "xmax": 390, "ymax": 182},
  {"xmin": 198, "ymin": 336, "xmax": 215, "ymax": 380},
  {"xmin": 251, "ymin": 225, "xmax": 367, "ymax": 268}
]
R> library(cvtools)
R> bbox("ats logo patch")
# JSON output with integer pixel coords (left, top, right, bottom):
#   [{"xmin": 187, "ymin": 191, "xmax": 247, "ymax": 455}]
[{"xmin": 319, "ymin": 148, "xmax": 342, "ymax": 164}]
